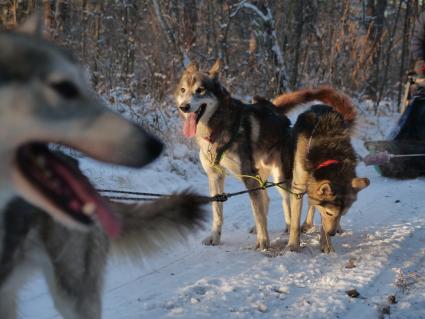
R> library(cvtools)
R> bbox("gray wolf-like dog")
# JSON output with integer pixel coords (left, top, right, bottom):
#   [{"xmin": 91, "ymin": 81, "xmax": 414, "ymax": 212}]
[
  {"xmin": 175, "ymin": 60, "xmax": 351, "ymax": 251},
  {"xmin": 272, "ymin": 88, "xmax": 370, "ymax": 253},
  {"xmin": 0, "ymin": 18, "xmax": 205, "ymax": 318}
]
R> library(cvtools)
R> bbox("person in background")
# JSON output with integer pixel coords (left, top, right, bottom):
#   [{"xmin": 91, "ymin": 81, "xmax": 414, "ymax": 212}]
[{"xmin": 411, "ymin": 12, "xmax": 425, "ymax": 78}]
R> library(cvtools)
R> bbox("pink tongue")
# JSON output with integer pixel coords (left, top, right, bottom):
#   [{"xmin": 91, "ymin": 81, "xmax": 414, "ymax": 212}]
[
  {"xmin": 183, "ymin": 113, "xmax": 197, "ymax": 138},
  {"xmin": 53, "ymin": 162, "xmax": 122, "ymax": 238}
]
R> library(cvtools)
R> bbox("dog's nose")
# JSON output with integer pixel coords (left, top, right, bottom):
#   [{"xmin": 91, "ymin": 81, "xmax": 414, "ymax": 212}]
[
  {"xmin": 179, "ymin": 104, "xmax": 190, "ymax": 113},
  {"xmin": 328, "ymin": 230, "xmax": 336, "ymax": 237}
]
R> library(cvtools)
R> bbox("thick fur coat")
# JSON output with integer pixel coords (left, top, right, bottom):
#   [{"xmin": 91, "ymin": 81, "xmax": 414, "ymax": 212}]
[{"xmin": 273, "ymin": 88, "xmax": 369, "ymax": 253}]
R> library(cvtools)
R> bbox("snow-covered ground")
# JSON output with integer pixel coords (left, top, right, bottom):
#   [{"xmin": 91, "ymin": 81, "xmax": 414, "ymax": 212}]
[{"xmin": 19, "ymin": 104, "xmax": 425, "ymax": 319}]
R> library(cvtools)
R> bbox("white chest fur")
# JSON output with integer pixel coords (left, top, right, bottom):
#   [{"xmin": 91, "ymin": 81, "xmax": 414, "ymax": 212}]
[{"xmin": 197, "ymin": 137, "xmax": 242, "ymax": 177}]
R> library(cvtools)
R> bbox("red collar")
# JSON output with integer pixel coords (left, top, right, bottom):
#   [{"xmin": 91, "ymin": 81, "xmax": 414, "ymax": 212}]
[{"xmin": 316, "ymin": 159, "xmax": 340, "ymax": 170}]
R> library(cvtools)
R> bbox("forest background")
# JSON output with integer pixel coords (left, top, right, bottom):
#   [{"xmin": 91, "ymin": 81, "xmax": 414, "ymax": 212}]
[{"xmin": 0, "ymin": 1, "xmax": 421, "ymax": 124}]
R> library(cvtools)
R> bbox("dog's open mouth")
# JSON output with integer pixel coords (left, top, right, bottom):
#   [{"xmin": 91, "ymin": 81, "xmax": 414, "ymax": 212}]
[
  {"xmin": 14, "ymin": 143, "xmax": 121, "ymax": 237},
  {"xmin": 183, "ymin": 103, "xmax": 207, "ymax": 138},
  {"xmin": 196, "ymin": 103, "xmax": 207, "ymax": 122}
]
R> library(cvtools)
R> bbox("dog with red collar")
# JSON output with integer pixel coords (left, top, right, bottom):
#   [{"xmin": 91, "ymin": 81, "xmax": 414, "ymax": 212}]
[{"xmin": 272, "ymin": 88, "xmax": 370, "ymax": 253}]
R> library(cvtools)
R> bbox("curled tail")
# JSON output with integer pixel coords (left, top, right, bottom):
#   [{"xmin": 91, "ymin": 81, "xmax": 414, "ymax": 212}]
[
  {"xmin": 110, "ymin": 192, "xmax": 207, "ymax": 261},
  {"xmin": 272, "ymin": 87, "xmax": 356, "ymax": 125}
]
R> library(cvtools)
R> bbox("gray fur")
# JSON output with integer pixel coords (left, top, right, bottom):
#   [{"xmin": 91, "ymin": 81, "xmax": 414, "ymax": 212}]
[
  {"xmin": 0, "ymin": 20, "xmax": 205, "ymax": 318},
  {"xmin": 0, "ymin": 195, "xmax": 205, "ymax": 319},
  {"xmin": 110, "ymin": 193, "xmax": 207, "ymax": 260},
  {"xmin": 0, "ymin": 25, "xmax": 163, "ymax": 231}
]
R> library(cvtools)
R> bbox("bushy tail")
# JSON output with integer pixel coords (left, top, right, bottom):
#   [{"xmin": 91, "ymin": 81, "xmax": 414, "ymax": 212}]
[
  {"xmin": 110, "ymin": 192, "xmax": 207, "ymax": 261},
  {"xmin": 272, "ymin": 86, "xmax": 356, "ymax": 125}
]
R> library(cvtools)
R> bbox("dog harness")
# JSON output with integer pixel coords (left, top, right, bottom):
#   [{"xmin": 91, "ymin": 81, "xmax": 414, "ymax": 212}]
[{"xmin": 206, "ymin": 110, "xmax": 243, "ymax": 167}]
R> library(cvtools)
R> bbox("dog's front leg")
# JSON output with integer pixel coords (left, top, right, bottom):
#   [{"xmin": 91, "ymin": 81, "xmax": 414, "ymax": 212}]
[
  {"xmin": 242, "ymin": 177, "xmax": 269, "ymax": 250},
  {"xmin": 301, "ymin": 205, "xmax": 315, "ymax": 233},
  {"xmin": 200, "ymin": 153, "xmax": 225, "ymax": 246},
  {"xmin": 336, "ymin": 219, "xmax": 344, "ymax": 234},
  {"xmin": 320, "ymin": 225, "xmax": 335, "ymax": 253},
  {"xmin": 0, "ymin": 256, "xmax": 30, "ymax": 319},
  {"xmin": 287, "ymin": 192, "xmax": 302, "ymax": 251},
  {"xmin": 287, "ymin": 160, "xmax": 307, "ymax": 252},
  {"xmin": 43, "ymin": 233, "xmax": 105, "ymax": 319}
]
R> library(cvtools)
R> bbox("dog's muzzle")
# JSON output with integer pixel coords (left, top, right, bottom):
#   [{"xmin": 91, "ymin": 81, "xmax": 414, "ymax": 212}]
[{"xmin": 327, "ymin": 230, "xmax": 336, "ymax": 236}]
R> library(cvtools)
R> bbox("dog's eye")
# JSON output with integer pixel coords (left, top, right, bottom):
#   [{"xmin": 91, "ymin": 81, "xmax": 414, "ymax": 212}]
[
  {"xmin": 51, "ymin": 81, "xmax": 80, "ymax": 99},
  {"xmin": 180, "ymin": 87, "xmax": 186, "ymax": 94},
  {"xmin": 196, "ymin": 87, "xmax": 206, "ymax": 95}
]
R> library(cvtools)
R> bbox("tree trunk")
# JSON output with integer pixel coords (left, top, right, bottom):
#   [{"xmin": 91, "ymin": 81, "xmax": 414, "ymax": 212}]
[
  {"xmin": 43, "ymin": 0, "xmax": 52, "ymax": 32},
  {"xmin": 182, "ymin": 0, "xmax": 197, "ymax": 53},
  {"xmin": 151, "ymin": 0, "xmax": 185, "ymax": 66},
  {"xmin": 365, "ymin": 0, "xmax": 388, "ymax": 100},
  {"xmin": 290, "ymin": 0, "xmax": 305, "ymax": 89}
]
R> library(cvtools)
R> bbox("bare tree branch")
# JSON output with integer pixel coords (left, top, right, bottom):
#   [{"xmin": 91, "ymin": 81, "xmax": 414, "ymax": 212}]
[
  {"xmin": 232, "ymin": 1, "xmax": 289, "ymax": 92},
  {"xmin": 151, "ymin": 0, "xmax": 187, "ymax": 66}
]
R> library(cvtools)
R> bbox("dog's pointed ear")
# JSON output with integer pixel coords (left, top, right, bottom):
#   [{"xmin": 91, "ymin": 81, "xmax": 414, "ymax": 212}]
[
  {"xmin": 317, "ymin": 182, "xmax": 333, "ymax": 196},
  {"xmin": 16, "ymin": 14, "xmax": 43, "ymax": 37},
  {"xmin": 352, "ymin": 177, "xmax": 370, "ymax": 192},
  {"xmin": 185, "ymin": 61, "xmax": 199, "ymax": 75},
  {"xmin": 209, "ymin": 59, "xmax": 221, "ymax": 80}
]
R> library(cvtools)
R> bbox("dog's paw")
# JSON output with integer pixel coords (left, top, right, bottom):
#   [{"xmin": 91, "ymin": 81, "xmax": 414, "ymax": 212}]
[
  {"xmin": 202, "ymin": 234, "xmax": 220, "ymax": 246},
  {"xmin": 286, "ymin": 241, "xmax": 301, "ymax": 252},
  {"xmin": 256, "ymin": 238, "xmax": 270, "ymax": 251},
  {"xmin": 301, "ymin": 223, "xmax": 315, "ymax": 233},
  {"xmin": 249, "ymin": 225, "xmax": 257, "ymax": 234},
  {"xmin": 320, "ymin": 243, "xmax": 335, "ymax": 254}
]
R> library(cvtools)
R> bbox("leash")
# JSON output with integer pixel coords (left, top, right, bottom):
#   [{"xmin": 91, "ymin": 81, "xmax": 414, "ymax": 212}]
[
  {"xmin": 361, "ymin": 151, "xmax": 425, "ymax": 166},
  {"xmin": 98, "ymin": 181, "xmax": 305, "ymax": 203},
  {"xmin": 98, "ymin": 189, "xmax": 170, "ymax": 202},
  {"xmin": 205, "ymin": 148, "xmax": 306, "ymax": 200},
  {"xmin": 98, "ymin": 105, "xmax": 307, "ymax": 203}
]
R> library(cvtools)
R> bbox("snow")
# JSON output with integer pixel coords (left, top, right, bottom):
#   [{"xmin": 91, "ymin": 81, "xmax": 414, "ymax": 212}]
[{"xmin": 18, "ymin": 102, "xmax": 425, "ymax": 319}]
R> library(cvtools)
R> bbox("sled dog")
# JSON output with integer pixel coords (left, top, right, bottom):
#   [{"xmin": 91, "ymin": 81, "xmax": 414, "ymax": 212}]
[
  {"xmin": 175, "ymin": 60, "xmax": 295, "ymax": 250},
  {"xmin": 0, "ymin": 17, "xmax": 164, "ymax": 235},
  {"xmin": 272, "ymin": 88, "xmax": 370, "ymax": 253},
  {"xmin": 0, "ymin": 18, "xmax": 205, "ymax": 318}
]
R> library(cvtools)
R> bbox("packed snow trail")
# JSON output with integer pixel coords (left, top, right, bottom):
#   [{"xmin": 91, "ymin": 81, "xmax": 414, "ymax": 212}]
[{"xmin": 18, "ymin": 152, "xmax": 425, "ymax": 319}]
